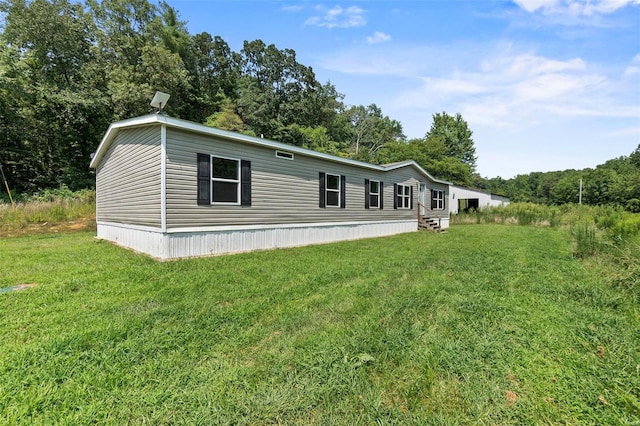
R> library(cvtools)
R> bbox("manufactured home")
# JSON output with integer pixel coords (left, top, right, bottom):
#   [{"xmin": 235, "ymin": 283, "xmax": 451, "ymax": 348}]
[
  {"xmin": 90, "ymin": 114, "xmax": 451, "ymax": 259},
  {"xmin": 449, "ymin": 185, "xmax": 510, "ymax": 214}
]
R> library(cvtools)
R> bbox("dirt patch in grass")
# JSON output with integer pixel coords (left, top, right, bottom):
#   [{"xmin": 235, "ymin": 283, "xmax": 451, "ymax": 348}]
[
  {"xmin": 0, "ymin": 217, "xmax": 96, "ymax": 237},
  {"xmin": 0, "ymin": 283, "xmax": 39, "ymax": 294}
]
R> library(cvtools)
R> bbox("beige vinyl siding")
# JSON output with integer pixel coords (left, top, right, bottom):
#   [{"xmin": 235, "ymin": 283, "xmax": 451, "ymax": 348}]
[
  {"xmin": 424, "ymin": 181, "xmax": 450, "ymax": 218},
  {"xmin": 96, "ymin": 125, "xmax": 162, "ymax": 227},
  {"xmin": 165, "ymin": 128, "xmax": 442, "ymax": 229}
]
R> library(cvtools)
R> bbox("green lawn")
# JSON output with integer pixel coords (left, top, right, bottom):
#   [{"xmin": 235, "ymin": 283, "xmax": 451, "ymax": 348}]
[{"xmin": 1, "ymin": 226, "xmax": 638, "ymax": 424}]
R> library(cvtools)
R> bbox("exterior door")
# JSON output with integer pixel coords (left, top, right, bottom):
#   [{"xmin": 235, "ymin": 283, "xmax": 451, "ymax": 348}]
[{"xmin": 419, "ymin": 183, "xmax": 427, "ymax": 216}]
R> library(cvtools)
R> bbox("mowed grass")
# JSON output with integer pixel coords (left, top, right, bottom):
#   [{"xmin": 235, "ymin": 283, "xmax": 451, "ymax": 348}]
[{"xmin": 0, "ymin": 226, "xmax": 638, "ymax": 424}]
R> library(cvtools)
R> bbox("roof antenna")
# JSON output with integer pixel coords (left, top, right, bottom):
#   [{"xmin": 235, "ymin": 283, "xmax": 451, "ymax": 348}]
[{"xmin": 150, "ymin": 91, "xmax": 170, "ymax": 115}]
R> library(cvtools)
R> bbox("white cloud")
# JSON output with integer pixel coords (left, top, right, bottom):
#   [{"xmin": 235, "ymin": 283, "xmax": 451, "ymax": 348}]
[
  {"xmin": 316, "ymin": 40, "xmax": 639, "ymax": 176},
  {"xmin": 424, "ymin": 76, "xmax": 486, "ymax": 96},
  {"xmin": 319, "ymin": 42, "xmax": 638, "ymax": 124},
  {"xmin": 305, "ymin": 5, "xmax": 366, "ymax": 28},
  {"xmin": 367, "ymin": 31, "xmax": 391, "ymax": 44},
  {"xmin": 513, "ymin": 0, "xmax": 549, "ymax": 13},
  {"xmin": 282, "ymin": 4, "xmax": 304, "ymax": 13},
  {"xmin": 498, "ymin": 55, "xmax": 586, "ymax": 76},
  {"xmin": 623, "ymin": 53, "xmax": 640, "ymax": 76},
  {"xmin": 513, "ymin": 0, "xmax": 640, "ymax": 16},
  {"xmin": 362, "ymin": 44, "xmax": 639, "ymax": 132},
  {"xmin": 319, "ymin": 44, "xmax": 460, "ymax": 77}
]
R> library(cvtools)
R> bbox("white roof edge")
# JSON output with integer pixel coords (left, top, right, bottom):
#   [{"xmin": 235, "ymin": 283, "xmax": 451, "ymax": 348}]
[
  {"xmin": 451, "ymin": 184, "xmax": 509, "ymax": 198},
  {"xmin": 90, "ymin": 114, "xmax": 451, "ymax": 184},
  {"xmin": 382, "ymin": 160, "xmax": 451, "ymax": 185},
  {"xmin": 90, "ymin": 115, "xmax": 162, "ymax": 168}
]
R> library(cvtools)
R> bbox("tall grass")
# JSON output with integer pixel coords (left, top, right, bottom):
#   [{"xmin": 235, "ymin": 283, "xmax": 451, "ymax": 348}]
[
  {"xmin": 453, "ymin": 202, "xmax": 640, "ymax": 299},
  {"xmin": 0, "ymin": 187, "xmax": 95, "ymax": 234},
  {"xmin": 452, "ymin": 202, "xmax": 638, "ymax": 239},
  {"xmin": 451, "ymin": 202, "xmax": 624, "ymax": 229},
  {"xmin": 571, "ymin": 221, "xmax": 599, "ymax": 258}
]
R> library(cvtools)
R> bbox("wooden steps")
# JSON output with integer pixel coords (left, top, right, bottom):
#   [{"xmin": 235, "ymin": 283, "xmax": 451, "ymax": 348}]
[{"xmin": 418, "ymin": 216, "xmax": 445, "ymax": 232}]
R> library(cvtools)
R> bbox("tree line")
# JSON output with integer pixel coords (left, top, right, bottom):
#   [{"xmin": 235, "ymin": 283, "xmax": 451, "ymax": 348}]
[
  {"xmin": 480, "ymin": 145, "xmax": 640, "ymax": 212},
  {"xmin": 0, "ymin": 0, "xmax": 478, "ymax": 195}
]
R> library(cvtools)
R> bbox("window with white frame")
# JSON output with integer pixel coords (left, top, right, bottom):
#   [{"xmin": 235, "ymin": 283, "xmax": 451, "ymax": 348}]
[
  {"xmin": 431, "ymin": 189, "xmax": 445, "ymax": 210},
  {"xmin": 319, "ymin": 172, "xmax": 345, "ymax": 208},
  {"xmin": 325, "ymin": 173, "xmax": 341, "ymax": 207},
  {"xmin": 197, "ymin": 154, "xmax": 251, "ymax": 206},
  {"xmin": 396, "ymin": 184, "xmax": 411, "ymax": 209},
  {"xmin": 367, "ymin": 179, "xmax": 381, "ymax": 209},
  {"xmin": 211, "ymin": 156, "xmax": 240, "ymax": 204}
]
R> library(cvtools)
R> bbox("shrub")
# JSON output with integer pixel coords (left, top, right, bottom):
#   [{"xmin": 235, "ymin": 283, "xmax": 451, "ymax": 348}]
[
  {"xmin": 626, "ymin": 198, "xmax": 640, "ymax": 213},
  {"xmin": 609, "ymin": 216, "xmax": 640, "ymax": 241}
]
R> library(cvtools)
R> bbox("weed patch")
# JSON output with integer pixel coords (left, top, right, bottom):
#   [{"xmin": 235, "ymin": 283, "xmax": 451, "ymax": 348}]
[{"xmin": 0, "ymin": 188, "xmax": 95, "ymax": 236}]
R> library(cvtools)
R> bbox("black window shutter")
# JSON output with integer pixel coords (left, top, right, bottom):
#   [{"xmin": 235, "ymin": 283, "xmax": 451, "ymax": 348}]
[
  {"xmin": 380, "ymin": 182, "xmax": 384, "ymax": 209},
  {"xmin": 241, "ymin": 160, "xmax": 251, "ymax": 206},
  {"xmin": 340, "ymin": 175, "xmax": 346, "ymax": 209},
  {"xmin": 319, "ymin": 172, "xmax": 326, "ymax": 208},
  {"xmin": 410, "ymin": 185, "xmax": 414, "ymax": 209},
  {"xmin": 197, "ymin": 153, "xmax": 210, "ymax": 205},
  {"xmin": 364, "ymin": 179, "xmax": 370, "ymax": 209},
  {"xmin": 431, "ymin": 189, "xmax": 436, "ymax": 209},
  {"xmin": 393, "ymin": 183, "xmax": 398, "ymax": 209}
]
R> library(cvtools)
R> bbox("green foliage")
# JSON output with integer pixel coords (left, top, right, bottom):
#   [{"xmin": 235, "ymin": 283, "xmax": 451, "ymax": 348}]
[
  {"xmin": 377, "ymin": 135, "xmax": 474, "ymax": 185},
  {"xmin": 484, "ymin": 144, "xmax": 640, "ymax": 211},
  {"xmin": 453, "ymin": 202, "xmax": 561, "ymax": 226},
  {"xmin": 608, "ymin": 215, "xmax": 640, "ymax": 240},
  {"xmin": 630, "ymin": 145, "xmax": 640, "ymax": 168},
  {"xmin": 626, "ymin": 198, "xmax": 640, "ymax": 213},
  {"xmin": 1, "ymin": 0, "xmax": 109, "ymax": 193},
  {"xmin": 236, "ymin": 40, "xmax": 328, "ymax": 139},
  {"xmin": 377, "ymin": 113, "xmax": 479, "ymax": 185},
  {"xmin": 274, "ymin": 124, "xmax": 348, "ymax": 156},
  {"xmin": 342, "ymin": 104, "xmax": 404, "ymax": 162},
  {"xmin": 425, "ymin": 112, "xmax": 477, "ymax": 171},
  {"xmin": 0, "ymin": 187, "xmax": 95, "ymax": 232},
  {"xmin": 204, "ymin": 96, "xmax": 244, "ymax": 132}
]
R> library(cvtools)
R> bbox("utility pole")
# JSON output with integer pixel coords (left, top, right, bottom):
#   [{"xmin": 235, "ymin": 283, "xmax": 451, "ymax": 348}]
[{"xmin": 579, "ymin": 178, "xmax": 583, "ymax": 205}]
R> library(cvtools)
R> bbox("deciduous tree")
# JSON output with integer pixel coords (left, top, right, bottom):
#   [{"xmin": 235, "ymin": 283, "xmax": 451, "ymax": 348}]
[{"xmin": 426, "ymin": 112, "xmax": 477, "ymax": 171}]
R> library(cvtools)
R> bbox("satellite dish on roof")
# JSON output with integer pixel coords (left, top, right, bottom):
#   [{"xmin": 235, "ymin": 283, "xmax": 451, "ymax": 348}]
[{"xmin": 150, "ymin": 91, "xmax": 170, "ymax": 114}]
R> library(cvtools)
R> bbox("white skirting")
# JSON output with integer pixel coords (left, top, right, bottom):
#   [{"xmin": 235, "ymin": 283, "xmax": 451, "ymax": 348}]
[{"xmin": 97, "ymin": 220, "xmax": 419, "ymax": 260}]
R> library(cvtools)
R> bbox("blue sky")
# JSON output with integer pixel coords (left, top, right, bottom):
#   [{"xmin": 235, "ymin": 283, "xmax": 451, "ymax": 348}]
[{"xmin": 163, "ymin": 0, "xmax": 640, "ymax": 178}]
